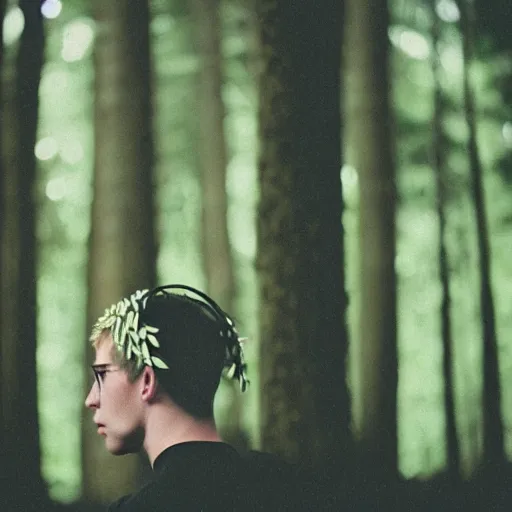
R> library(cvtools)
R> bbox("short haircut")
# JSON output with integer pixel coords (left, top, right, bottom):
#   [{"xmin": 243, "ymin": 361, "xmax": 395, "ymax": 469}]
[{"xmin": 91, "ymin": 286, "xmax": 247, "ymax": 418}]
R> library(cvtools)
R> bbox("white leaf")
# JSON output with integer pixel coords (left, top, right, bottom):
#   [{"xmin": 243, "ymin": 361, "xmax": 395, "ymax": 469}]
[
  {"xmin": 126, "ymin": 310, "xmax": 134, "ymax": 329},
  {"xmin": 147, "ymin": 333, "xmax": 160, "ymax": 348},
  {"xmin": 151, "ymin": 356, "xmax": 169, "ymax": 369},
  {"xmin": 226, "ymin": 363, "xmax": 236, "ymax": 380},
  {"xmin": 141, "ymin": 342, "xmax": 150, "ymax": 361}
]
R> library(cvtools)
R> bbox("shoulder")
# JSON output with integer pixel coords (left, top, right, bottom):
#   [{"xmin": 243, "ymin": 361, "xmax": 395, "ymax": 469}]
[{"xmin": 105, "ymin": 477, "xmax": 172, "ymax": 511}]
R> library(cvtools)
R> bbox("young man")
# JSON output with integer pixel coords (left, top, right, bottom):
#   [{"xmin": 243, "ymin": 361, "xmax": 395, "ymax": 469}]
[{"xmin": 85, "ymin": 285, "xmax": 307, "ymax": 511}]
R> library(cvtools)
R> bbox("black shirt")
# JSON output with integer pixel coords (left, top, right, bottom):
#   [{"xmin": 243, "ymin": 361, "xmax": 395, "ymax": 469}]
[{"xmin": 107, "ymin": 442, "xmax": 311, "ymax": 511}]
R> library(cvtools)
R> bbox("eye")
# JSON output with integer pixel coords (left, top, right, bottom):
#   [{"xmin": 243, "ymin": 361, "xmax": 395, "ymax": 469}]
[{"xmin": 92, "ymin": 367, "xmax": 108, "ymax": 386}]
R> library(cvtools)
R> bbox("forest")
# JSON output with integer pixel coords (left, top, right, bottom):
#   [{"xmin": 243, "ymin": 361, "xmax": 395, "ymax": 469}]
[{"xmin": 1, "ymin": 0, "xmax": 511, "ymax": 510}]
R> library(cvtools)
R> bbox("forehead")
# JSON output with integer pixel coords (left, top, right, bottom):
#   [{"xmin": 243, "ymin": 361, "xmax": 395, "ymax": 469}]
[{"xmin": 94, "ymin": 334, "xmax": 115, "ymax": 364}]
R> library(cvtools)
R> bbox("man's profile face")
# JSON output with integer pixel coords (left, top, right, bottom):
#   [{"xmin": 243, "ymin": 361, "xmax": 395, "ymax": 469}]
[{"xmin": 85, "ymin": 335, "xmax": 144, "ymax": 455}]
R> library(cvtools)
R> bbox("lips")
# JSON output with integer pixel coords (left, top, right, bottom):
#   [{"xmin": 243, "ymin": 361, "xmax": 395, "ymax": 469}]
[{"xmin": 94, "ymin": 419, "xmax": 106, "ymax": 434}]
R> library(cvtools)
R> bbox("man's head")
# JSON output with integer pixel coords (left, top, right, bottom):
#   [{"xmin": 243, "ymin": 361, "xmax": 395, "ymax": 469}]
[{"xmin": 85, "ymin": 285, "xmax": 248, "ymax": 454}]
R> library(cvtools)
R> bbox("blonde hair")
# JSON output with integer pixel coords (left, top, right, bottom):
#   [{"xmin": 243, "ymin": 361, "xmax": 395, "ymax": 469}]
[{"xmin": 92, "ymin": 329, "xmax": 143, "ymax": 382}]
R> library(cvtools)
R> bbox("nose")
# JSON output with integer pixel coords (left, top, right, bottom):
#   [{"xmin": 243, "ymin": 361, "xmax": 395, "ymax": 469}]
[{"xmin": 85, "ymin": 382, "xmax": 100, "ymax": 409}]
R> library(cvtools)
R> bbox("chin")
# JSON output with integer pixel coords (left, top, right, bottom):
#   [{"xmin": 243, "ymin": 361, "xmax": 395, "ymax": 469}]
[
  {"xmin": 108, "ymin": 444, "xmax": 137, "ymax": 456},
  {"xmin": 106, "ymin": 428, "xmax": 144, "ymax": 455}
]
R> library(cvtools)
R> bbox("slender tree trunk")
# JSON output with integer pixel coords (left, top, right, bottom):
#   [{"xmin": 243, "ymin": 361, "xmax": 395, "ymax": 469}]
[
  {"xmin": 256, "ymin": 0, "xmax": 350, "ymax": 471},
  {"xmin": 0, "ymin": 0, "xmax": 7, "ymax": 479},
  {"xmin": 0, "ymin": 1, "xmax": 46, "ymax": 509},
  {"xmin": 188, "ymin": 0, "xmax": 247, "ymax": 450},
  {"xmin": 189, "ymin": 0, "xmax": 235, "ymax": 312},
  {"xmin": 456, "ymin": 0, "xmax": 504, "ymax": 468},
  {"xmin": 431, "ymin": 6, "xmax": 460, "ymax": 481},
  {"xmin": 344, "ymin": 0, "xmax": 398, "ymax": 480},
  {"xmin": 82, "ymin": 0, "xmax": 157, "ymax": 503}
]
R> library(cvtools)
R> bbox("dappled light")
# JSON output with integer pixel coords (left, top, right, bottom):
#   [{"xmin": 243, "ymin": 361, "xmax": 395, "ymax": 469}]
[
  {"xmin": 1, "ymin": 0, "xmax": 512, "ymax": 509},
  {"xmin": 41, "ymin": 0, "xmax": 62, "ymax": 20},
  {"xmin": 2, "ymin": 6, "xmax": 23, "ymax": 46},
  {"xmin": 61, "ymin": 19, "xmax": 94, "ymax": 62}
]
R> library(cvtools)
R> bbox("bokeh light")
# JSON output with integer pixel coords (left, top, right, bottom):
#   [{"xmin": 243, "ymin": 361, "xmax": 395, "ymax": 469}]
[
  {"xmin": 45, "ymin": 177, "xmax": 67, "ymax": 202},
  {"xmin": 35, "ymin": 137, "xmax": 59, "ymax": 161},
  {"xmin": 62, "ymin": 20, "xmax": 94, "ymax": 62},
  {"xmin": 502, "ymin": 122, "xmax": 512, "ymax": 148},
  {"xmin": 389, "ymin": 27, "xmax": 430, "ymax": 61},
  {"xmin": 41, "ymin": 0, "xmax": 63, "ymax": 20},
  {"xmin": 2, "ymin": 6, "xmax": 24, "ymax": 46},
  {"xmin": 436, "ymin": 0, "xmax": 460, "ymax": 23}
]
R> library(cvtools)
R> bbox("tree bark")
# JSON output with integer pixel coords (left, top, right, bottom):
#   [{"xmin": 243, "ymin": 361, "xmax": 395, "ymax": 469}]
[
  {"xmin": 456, "ymin": 0, "xmax": 505, "ymax": 469},
  {"xmin": 0, "ymin": 0, "xmax": 47, "ymax": 508},
  {"xmin": 431, "ymin": 5, "xmax": 460, "ymax": 481},
  {"xmin": 256, "ymin": 0, "xmax": 350, "ymax": 471},
  {"xmin": 344, "ymin": 0, "xmax": 398, "ymax": 480},
  {"xmin": 82, "ymin": 0, "xmax": 157, "ymax": 503}
]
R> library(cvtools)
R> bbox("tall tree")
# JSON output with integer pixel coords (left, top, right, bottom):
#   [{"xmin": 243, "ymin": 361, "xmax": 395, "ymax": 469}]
[
  {"xmin": 189, "ymin": 0, "xmax": 235, "ymax": 311},
  {"xmin": 456, "ymin": 0, "xmax": 505, "ymax": 469},
  {"xmin": 256, "ymin": 0, "xmax": 350, "ymax": 471},
  {"xmin": 82, "ymin": 0, "xmax": 157, "ymax": 503},
  {"xmin": 431, "ymin": 5, "xmax": 460, "ymax": 481},
  {"xmin": 188, "ymin": 0, "xmax": 246, "ymax": 449},
  {"xmin": 344, "ymin": 0, "xmax": 398, "ymax": 479},
  {"xmin": 0, "ymin": 0, "xmax": 7, "ymax": 482},
  {"xmin": 0, "ymin": 0, "xmax": 47, "ymax": 509}
]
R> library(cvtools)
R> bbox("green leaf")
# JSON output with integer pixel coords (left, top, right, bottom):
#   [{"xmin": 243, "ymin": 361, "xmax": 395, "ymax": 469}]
[
  {"xmin": 126, "ymin": 310, "xmax": 134, "ymax": 329},
  {"xmin": 151, "ymin": 356, "xmax": 169, "ymax": 369},
  {"xmin": 141, "ymin": 342, "xmax": 150, "ymax": 362},
  {"xmin": 129, "ymin": 330, "xmax": 140, "ymax": 344},
  {"xmin": 146, "ymin": 333, "xmax": 160, "ymax": 348}
]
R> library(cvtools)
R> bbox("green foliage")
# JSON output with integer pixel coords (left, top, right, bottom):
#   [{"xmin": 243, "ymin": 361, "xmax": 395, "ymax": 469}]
[
  {"xmin": 35, "ymin": 3, "xmax": 93, "ymax": 503},
  {"xmin": 32, "ymin": 0, "xmax": 512, "ymax": 502},
  {"xmin": 388, "ymin": 0, "xmax": 512, "ymax": 478}
]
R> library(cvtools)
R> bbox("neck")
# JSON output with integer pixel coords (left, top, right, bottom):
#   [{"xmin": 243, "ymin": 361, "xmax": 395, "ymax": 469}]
[{"xmin": 143, "ymin": 399, "xmax": 222, "ymax": 467}]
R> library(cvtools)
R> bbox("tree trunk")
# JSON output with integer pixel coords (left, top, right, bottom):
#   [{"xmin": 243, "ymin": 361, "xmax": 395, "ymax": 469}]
[
  {"xmin": 456, "ymin": 0, "xmax": 505, "ymax": 469},
  {"xmin": 0, "ymin": 0, "xmax": 7, "ymax": 480},
  {"xmin": 431, "ymin": 5, "xmax": 460, "ymax": 481},
  {"xmin": 344, "ymin": 0, "xmax": 398, "ymax": 480},
  {"xmin": 82, "ymin": 0, "xmax": 157, "ymax": 503},
  {"xmin": 0, "ymin": 1, "xmax": 47, "ymax": 508},
  {"xmin": 188, "ymin": 0, "xmax": 247, "ymax": 451},
  {"xmin": 189, "ymin": 0, "xmax": 235, "ymax": 312},
  {"xmin": 256, "ymin": 0, "xmax": 350, "ymax": 471}
]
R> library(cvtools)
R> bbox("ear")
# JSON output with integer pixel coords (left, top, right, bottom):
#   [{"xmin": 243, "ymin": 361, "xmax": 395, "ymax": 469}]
[{"xmin": 140, "ymin": 366, "xmax": 158, "ymax": 402}]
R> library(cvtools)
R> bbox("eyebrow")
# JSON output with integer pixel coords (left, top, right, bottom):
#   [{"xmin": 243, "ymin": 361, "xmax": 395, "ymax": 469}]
[{"xmin": 91, "ymin": 363, "xmax": 112, "ymax": 369}]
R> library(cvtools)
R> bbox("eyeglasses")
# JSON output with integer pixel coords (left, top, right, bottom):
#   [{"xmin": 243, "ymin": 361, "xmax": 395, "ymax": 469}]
[{"xmin": 91, "ymin": 364, "xmax": 121, "ymax": 390}]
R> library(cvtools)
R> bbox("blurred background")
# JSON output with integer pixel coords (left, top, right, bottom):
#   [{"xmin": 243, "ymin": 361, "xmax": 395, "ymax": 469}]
[{"xmin": 1, "ymin": 0, "xmax": 511, "ymax": 510}]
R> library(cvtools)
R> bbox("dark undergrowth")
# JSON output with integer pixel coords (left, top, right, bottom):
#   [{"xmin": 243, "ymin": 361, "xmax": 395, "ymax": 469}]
[{"xmin": 4, "ymin": 463, "xmax": 512, "ymax": 511}]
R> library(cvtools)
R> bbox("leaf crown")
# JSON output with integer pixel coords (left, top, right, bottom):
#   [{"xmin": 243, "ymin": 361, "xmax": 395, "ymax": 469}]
[{"xmin": 90, "ymin": 284, "xmax": 249, "ymax": 391}]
